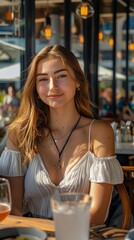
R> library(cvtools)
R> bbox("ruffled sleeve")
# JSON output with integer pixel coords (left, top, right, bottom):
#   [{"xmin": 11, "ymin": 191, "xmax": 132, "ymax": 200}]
[
  {"xmin": 89, "ymin": 151, "xmax": 124, "ymax": 184},
  {"xmin": 0, "ymin": 147, "xmax": 27, "ymax": 176}
]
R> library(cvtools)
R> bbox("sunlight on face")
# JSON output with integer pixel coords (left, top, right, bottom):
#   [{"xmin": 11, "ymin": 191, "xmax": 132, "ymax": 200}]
[{"xmin": 36, "ymin": 56, "xmax": 78, "ymax": 109}]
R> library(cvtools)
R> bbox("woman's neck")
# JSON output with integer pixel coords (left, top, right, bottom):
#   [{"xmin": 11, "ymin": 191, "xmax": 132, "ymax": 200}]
[{"xmin": 49, "ymin": 111, "xmax": 80, "ymax": 133}]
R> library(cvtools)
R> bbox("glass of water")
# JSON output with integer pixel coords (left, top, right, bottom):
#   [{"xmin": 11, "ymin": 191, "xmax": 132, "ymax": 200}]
[{"xmin": 51, "ymin": 192, "xmax": 91, "ymax": 240}]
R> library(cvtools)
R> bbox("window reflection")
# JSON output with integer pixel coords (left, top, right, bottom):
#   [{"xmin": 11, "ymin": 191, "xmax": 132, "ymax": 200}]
[{"xmin": 0, "ymin": 0, "xmax": 134, "ymax": 120}]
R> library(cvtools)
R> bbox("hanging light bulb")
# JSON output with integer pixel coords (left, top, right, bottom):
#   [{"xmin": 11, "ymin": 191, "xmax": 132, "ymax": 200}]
[
  {"xmin": 109, "ymin": 36, "xmax": 114, "ymax": 46},
  {"xmin": 44, "ymin": 0, "xmax": 52, "ymax": 39},
  {"xmin": 76, "ymin": 1, "xmax": 95, "ymax": 19},
  {"xmin": 98, "ymin": 23, "xmax": 104, "ymax": 41},
  {"xmin": 98, "ymin": 31, "xmax": 103, "ymax": 41},
  {"xmin": 44, "ymin": 25, "xmax": 52, "ymax": 39},
  {"xmin": 44, "ymin": 16, "xmax": 52, "ymax": 39},
  {"xmin": 131, "ymin": 57, "xmax": 134, "ymax": 62},
  {"xmin": 79, "ymin": 34, "xmax": 84, "ymax": 43},
  {"xmin": 116, "ymin": 51, "xmax": 122, "ymax": 59},
  {"xmin": 6, "ymin": 9, "xmax": 14, "ymax": 21},
  {"xmin": 129, "ymin": 41, "xmax": 134, "ymax": 50}
]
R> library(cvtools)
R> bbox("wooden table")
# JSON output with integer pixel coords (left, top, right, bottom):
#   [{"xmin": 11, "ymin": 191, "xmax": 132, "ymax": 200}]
[
  {"xmin": 0, "ymin": 215, "xmax": 55, "ymax": 233},
  {"xmin": 0, "ymin": 215, "xmax": 128, "ymax": 240}
]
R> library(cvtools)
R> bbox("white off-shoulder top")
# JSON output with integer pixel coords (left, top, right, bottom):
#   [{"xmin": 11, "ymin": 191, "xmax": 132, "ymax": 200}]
[{"xmin": 0, "ymin": 120, "xmax": 123, "ymax": 219}]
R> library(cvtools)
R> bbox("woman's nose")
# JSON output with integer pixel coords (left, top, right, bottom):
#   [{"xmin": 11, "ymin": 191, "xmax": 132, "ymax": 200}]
[{"xmin": 49, "ymin": 77, "xmax": 58, "ymax": 89}]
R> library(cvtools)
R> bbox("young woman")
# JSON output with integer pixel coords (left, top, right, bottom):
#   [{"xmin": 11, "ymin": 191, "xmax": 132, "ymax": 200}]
[
  {"xmin": 2, "ymin": 84, "xmax": 20, "ymax": 117},
  {"xmin": 0, "ymin": 45, "xmax": 123, "ymax": 225}
]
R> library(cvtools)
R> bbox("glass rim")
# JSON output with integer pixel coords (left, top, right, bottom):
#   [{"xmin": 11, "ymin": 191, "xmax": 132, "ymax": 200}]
[
  {"xmin": 57, "ymin": 192, "xmax": 88, "ymax": 195},
  {"xmin": 0, "ymin": 177, "xmax": 12, "ymax": 207},
  {"xmin": 0, "ymin": 177, "xmax": 9, "ymax": 184},
  {"xmin": 51, "ymin": 192, "xmax": 92, "ymax": 203}
]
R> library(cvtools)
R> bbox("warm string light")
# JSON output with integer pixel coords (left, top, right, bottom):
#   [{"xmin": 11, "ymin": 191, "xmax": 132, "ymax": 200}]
[
  {"xmin": 44, "ymin": 0, "xmax": 52, "ymax": 39},
  {"xmin": 44, "ymin": 25, "xmax": 52, "ymax": 39},
  {"xmin": 76, "ymin": 1, "xmax": 95, "ymax": 19},
  {"xmin": 129, "ymin": 42, "xmax": 134, "ymax": 50},
  {"xmin": 80, "ymin": 3, "xmax": 89, "ymax": 16},
  {"xmin": 44, "ymin": 16, "xmax": 52, "ymax": 39},
  {"xmin": 109, "ymin": 37, "xmax": 114, "ymax": 46},
  {"xmin": 99, "ymin": 31, "xmax": 103, "ymax": 41},
  {"xmin": 6, "ymin": 0, "xmax": 21, "ymax": 36},
  {"xmin": 6, "ymin": 0, "xmax": 21, "ymax": 22},
  {"xmin": 6, "ymin": 9, "xmax": 14, "ymax": 21},
  {"xmin": 131, "ymin": 57, "xmax": 134, "ymax": 62},
  {"xmin": 116, "ymin": 51, "xmax": 122, "ymax": 59},
  {"xmin": 79, "ymin": 34, "xmax": 84, "ymax": 43}
]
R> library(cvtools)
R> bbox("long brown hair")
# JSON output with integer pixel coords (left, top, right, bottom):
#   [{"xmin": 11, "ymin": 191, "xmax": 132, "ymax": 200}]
[{"xmin": 8, "ymin": 44, "xmax": 93, "ymax": 163}]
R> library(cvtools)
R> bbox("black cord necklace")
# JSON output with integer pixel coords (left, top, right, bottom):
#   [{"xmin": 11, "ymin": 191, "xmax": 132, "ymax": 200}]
[{"xmin": 49, "ymin": 115, "xmax": 81, "ymax": 169}]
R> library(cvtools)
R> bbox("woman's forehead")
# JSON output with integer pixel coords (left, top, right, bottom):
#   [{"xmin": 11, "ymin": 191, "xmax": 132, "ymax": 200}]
[
  {"xmin": 37, "ymin": 55, "xmax": 72, "ymax": 71},
  {"xmin": 38, "ymin": 56, "xmax": 64, "ymax": 67},
  {"xmin": 36, "ymin": 55, "xmax": 75, "ymax": 78}
]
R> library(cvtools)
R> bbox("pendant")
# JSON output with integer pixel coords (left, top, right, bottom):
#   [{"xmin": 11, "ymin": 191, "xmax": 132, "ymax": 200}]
[
  {"xmin": 57, "ymin": 164, "xmax": 61, "ymax": 169},
  {"xmin": 57, "ymin": 159, "xmax": 61, "ymax": 169},
  {"xmin": 55, "ymin": 139, "xmax": 58, "ymax": 143},
  {"xmin": 54, "ymin": 163, "xmax": 61, "ymax": 169}
]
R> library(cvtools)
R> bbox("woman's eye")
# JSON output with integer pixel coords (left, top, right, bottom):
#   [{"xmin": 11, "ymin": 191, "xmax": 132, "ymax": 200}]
[
  {"xmin": 57, "ymin": 74, "xmax": 67, "ymax": 80},
  {"xmin": 39, "ymin": 77, "xmax": 48, "ymax": 81}
]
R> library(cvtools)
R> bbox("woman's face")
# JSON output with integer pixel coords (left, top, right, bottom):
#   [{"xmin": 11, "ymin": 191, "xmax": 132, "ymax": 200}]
[
  {"xmin": 8, "ymin": 86, "xmax": 15, "ymax": 96},
  {"xmin": 36, "ymin": 56, "xmax": 79, "ymax": 109}
]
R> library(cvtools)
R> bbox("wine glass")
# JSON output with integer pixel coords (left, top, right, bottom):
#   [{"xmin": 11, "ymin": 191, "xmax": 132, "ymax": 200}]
[{"xmin": 0, "ymin": 178, "xmax": 11, "ymax": 222}]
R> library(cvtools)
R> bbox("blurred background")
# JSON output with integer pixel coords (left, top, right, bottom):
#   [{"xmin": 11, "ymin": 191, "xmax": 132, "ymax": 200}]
[{"xmin": 0, "ymin": 0, "xmax": 134, "ymax": 119}]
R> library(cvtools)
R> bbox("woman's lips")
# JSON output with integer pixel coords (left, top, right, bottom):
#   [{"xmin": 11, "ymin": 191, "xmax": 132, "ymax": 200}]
[{"xmin": 48, "ymin": 93, "xmax": 63, "ymax": 98}]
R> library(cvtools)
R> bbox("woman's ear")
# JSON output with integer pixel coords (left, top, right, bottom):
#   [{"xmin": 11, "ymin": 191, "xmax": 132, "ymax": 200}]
[{"xmin": 76, "ymin": 83, "xmax": 80, "ymax": 91}]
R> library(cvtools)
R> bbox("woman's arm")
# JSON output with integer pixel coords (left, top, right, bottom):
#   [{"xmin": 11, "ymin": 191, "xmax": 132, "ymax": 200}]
[
  {"xmin": 5, "ymin": 176, "xmax": 24, "ymax": 216},
  {"xmin": 90, "ymin": 120, "xmax": 114, "ymax": 225},
  {"xmin": 90, "ymin": 182, "xmax": 112, "ymax": 225}
]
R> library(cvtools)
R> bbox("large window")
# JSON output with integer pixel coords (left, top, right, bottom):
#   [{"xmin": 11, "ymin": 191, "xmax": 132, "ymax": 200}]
[
  {"xmin": 98, "ymin": 0, "xmax": 134, "ymax": 118},
  {"xmin": 0, "ymin": 0, "xmax": 25, "ymax": 94},
  {"xmin": 0, "ymin": 0, "xmax": 133, "ymax": 118}
]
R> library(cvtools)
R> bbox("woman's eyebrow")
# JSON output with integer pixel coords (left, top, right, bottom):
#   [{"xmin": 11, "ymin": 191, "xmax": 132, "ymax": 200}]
[
  {"xmin": 36, "ymin": 69, "xmax": 67, "ymax": 77},
  {"xmin": 54, "ymin": 68, "xmax": 67, "ymax": 74},
  {"xmin": 36, "ymin": 73, "xmax": 47, "ymax": 77}
]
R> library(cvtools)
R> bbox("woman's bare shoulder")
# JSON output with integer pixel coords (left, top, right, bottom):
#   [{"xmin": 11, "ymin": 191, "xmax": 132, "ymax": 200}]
[
  {"xmin": 80, "ymin": 116, "xmax": 94, "ymax": 127},
  {"xmin": 81, "ymin": 117, "xmax": 113, "ymax": 133},
  {"xmin": 90, "ymin": 119, "xmax": 115, "ymax": 157},
  {"xmin": 6, "ymin": 128, "xmax": 18, "ymax": 150},
  {"xmin": 92, "ymin": 119, "xmax": 114, "ymax": 133}
]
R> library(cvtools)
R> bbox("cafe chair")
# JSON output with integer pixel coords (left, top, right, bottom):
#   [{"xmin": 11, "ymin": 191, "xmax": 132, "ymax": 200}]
[
  {"xmin": 122, "ymin": 166, "xmax": 134, "ymax": 218},
  {"xmin": 115, "ymin": 183, "xmax": 132, "ymax": 229}
]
